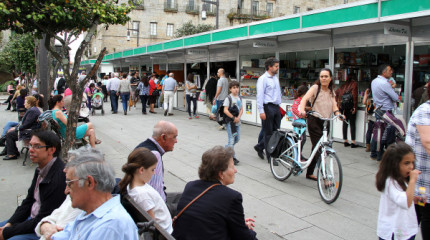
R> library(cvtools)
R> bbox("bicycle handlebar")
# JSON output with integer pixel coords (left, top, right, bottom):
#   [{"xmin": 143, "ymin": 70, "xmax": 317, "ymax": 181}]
[{"xmin": 306, "ymin": 111, "xmax": 347, "ymax": 123}]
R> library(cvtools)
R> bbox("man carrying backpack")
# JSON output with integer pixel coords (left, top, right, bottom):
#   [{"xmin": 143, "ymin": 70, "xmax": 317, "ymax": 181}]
[{"xmin": 335, "ymin": 74, "xmax": 358, "ymax": 148}]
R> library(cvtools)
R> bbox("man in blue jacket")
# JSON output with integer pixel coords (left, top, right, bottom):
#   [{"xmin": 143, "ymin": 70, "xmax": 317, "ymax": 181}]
[{"xmin": 0, "ymin": 131, "xmax": 66, "ymax": 240}]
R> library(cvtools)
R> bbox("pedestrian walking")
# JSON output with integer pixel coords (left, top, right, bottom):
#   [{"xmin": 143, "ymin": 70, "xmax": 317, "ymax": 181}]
[
  {"xmin": 376, "ymin": 142, "xmax": 420, "ymax": 240},
  {"xmin": 223, "ymin": 81, "xmax": 243, "ymax": 165},
  {"xmin": 185, "ymin": 73, "xmax": 198, "ymax": 119},
  {"xmin": 213, "ymin": 68, "xmax": 229, "ymax": 129},
  {"xmin": 255, "ymin": 58, "xmax": 282, "ymax": 163},
  {"xmin": 162, "ymin": 73, "xmax": 177, "ymax": 116}
]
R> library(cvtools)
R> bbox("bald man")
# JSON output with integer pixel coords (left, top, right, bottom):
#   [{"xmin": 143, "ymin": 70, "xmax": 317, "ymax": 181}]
[
  {"xmin": 134, "ymin": 121, "xmax": 178, "ymax": 201},
  {"xmin": 213, "ymin": 68, "xmax": 229, "ymax": 129}
]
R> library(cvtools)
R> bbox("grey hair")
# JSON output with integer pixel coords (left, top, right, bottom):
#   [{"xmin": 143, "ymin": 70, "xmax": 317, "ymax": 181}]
[
  {"xmin": 169, "ymin": 73, "xmax": 174, "ymax": 77},
  {"xmin": 114, "ymin": 72, "xmax": 119, "ymax": 77},
  {"xmin": 152, "ymin": 120, "xmax": 176, "ymax": 138},
  {"xmin": 66, "ymin": 146, "xmax": 116, "ymax": 192}
]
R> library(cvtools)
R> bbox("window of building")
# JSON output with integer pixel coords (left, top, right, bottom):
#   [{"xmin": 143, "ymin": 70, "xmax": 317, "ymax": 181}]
[
  {"xmin": 307, "ymin": 7, "xmax": 313, "ymax": 11},
  {"xmin": 150, "ymin": 22, "xmax": 157, "ymax": 36},
  {"xmin": 132, "ymin": 21, "xmax": 139, "ymax": 35},
  {"xmin": 166, "ymin": 0, "xmax": 175, "ymax": 8},
  {"xmin": 252, "ymin": 1, "xmax": 259, "ymax": 15},
  {"xmin": 167, "ymin": 24, "xmax": 174, "ymax": 37},
  {"xmin": 188, "ymin": 0, "xmax": 194, "ymax": 9},
  {"xmin": 266, "ymin": 3, "xmax": 273, "ymax": 15},
  {"xmin": 344, "ymin": 0, "xmax": 348, "ymax": 3},
  {"xmin": 294, "ymin": 6, "xmax": 300, "ymax": 14}
]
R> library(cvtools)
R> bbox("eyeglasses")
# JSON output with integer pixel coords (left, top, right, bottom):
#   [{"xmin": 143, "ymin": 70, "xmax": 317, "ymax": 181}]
[
  {"xmin": 65, "ymin": 178, "xmax": 85, "ymax": 188},
  {"xmin": 29, "ymin": 144, "xmax": 50, "ymax": 149}
]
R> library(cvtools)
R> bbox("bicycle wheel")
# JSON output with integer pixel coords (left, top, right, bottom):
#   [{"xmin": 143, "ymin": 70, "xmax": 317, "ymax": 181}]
[
  {"xmin": 317, "ymin": 152, "xmax": 343, "ymax": 204},
  {"xmin": 270, "ymin": 137, "xmax": 297, "ymax": 181}
]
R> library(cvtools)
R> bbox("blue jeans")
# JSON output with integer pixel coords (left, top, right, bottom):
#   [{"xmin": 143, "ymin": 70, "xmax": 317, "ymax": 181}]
[
  {"xmin": 216, "ymin": 100, "xmax": 224, "ymax": 113},
  {"xmin": 110, "ymin": 90, "xmax": 118, "ymax": 113},
  {"xmin": 225, "ymin": 123, "xmax": 240, "ymax": 157},
  {"xmin": 0, "ymin": 219, "xmax": 39, "ymax": 240},
  {"xmin": 120, "ymin": 93, "xmax": 130, "ymax": 112},
  {"xmin": 140, "ymin": 95, "xmax": 148, "ymax": 113},
  {"xmin": 2, "ymin": 121, "xmax": 18, "ymax": 137}
]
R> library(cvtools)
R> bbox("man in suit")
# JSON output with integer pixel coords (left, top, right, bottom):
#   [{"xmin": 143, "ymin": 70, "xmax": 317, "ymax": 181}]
[{"xmin": 0, "ymin": 131, "xmax": 66, "ymax": 240}]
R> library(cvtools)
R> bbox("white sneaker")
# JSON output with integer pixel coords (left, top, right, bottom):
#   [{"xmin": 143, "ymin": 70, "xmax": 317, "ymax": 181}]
[{"xmin": 218, "ymin": 125, "xmax": 225, "ymax": 130}]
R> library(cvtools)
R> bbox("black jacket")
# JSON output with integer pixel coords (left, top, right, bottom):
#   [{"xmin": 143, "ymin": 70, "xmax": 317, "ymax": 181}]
[
  {"xmin": 172, "ymin": 180, "xmax": 257, "ymax": 240},
  {"xmin": 3, "ymin": 158, "xmax": 67, "ymax": 239},
  {"xmin": 18, "ymin": 107, "xmax": 41, "ymax": 131}
]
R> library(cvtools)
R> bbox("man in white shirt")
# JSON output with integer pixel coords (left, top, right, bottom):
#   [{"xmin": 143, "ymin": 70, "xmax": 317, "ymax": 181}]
[
  {"xmin": 107, "ymin": 73, "xmax": 121, "ymax": 114},
  {"xmin": 162, "ymin": 73, "xmax": 177, "ymax": 116}
]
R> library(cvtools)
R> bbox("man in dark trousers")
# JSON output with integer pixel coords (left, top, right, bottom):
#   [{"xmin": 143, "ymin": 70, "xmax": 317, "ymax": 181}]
[
  {"xmin": 255, "ymin": 57, "xmax": 282, "ymax": 163},
  {"xmin": 0, "ymin": 131, "xmax": 66, "ymax": 240}
]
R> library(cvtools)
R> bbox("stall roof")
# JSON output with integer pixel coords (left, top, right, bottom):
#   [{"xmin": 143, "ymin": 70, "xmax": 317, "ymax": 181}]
[{"xmin": 81, "ymin": 0, "xmax": 430, "ymax": 65}]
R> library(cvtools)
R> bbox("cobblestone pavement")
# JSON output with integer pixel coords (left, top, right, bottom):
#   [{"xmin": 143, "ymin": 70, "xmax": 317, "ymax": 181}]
[{"xmin": 0, "ymin": 98, "xmax": 422, "ymax": 240}]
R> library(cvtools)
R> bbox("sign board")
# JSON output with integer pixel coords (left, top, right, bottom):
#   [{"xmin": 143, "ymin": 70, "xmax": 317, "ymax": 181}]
[
  {"xmin": 253, "ymin": 40, "xmax": 277, "ymax": 48},
  {"xmin": 187, "ymin": 49, "xmax": 208, "ymax": 55},
  {"xmin": 384, "ymin": 23, "xmax": 410, "ymax": 37}
]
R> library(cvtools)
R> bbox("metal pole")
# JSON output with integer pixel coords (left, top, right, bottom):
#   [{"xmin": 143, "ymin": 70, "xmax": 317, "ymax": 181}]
[
  {"xmin": 137, "ymin": 28, "xmax": 139, "ymax": 47},
  {"xmin": 216, "ymin": 0, "xmax": 219, "ymax": 29}
]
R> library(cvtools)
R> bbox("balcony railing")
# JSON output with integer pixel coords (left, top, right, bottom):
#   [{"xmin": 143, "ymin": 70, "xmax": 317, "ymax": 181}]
[
  {"xmin": 228, "ymin": 8, "xmax": 277, "ymax": 21},
  {"xmin": 132, "ymin": 0, "xmax": 144, "ymax": 10},
  {"xmin": 164, "ymin": 1, "xmax": 178, "ymax": 12},
  {"xmin": 185, "ymin": 4, "xmax": 200, "ymax": 15}
]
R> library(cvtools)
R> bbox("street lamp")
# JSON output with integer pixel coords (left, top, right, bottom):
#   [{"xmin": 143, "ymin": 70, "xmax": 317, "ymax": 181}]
[
  {"xmin": 126, "ymin": 22, "xmax": 140, "ymax": 47},
  {"xmin": 201, "ymin": 0, "xmax": 219, "ymax": 29}
]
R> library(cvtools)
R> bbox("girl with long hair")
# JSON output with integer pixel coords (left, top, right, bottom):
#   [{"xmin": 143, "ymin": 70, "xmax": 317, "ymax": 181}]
[
  {"xmin": 119, "ymin": 148, "xmax": 173, "ymax": 233},
  {"xmin": 376, "ymin": 142, "xmax": 420, "ymax": 240}
]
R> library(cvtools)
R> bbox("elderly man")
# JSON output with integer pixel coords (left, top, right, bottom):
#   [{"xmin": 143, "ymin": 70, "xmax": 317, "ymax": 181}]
[
  {"xmin": 213, "ymin": 68, "xmax": 229, "ymax": 130},
  {"xmin": 107, "ymin": 72, "xmax": 121, "ymax": 114},
  {"xmin": 135, "ymin": 121, "xmax": 178, "ymax": 201},
  {"xmin": 0, "ymin": 131, "xmax": 66, "ymax": 240},
  {"xmin": 51, "ymin": 147, "xmax": 138, "ymax": 240},
  {"xmin": 162, "ymin": 73, "xmax": 177, "ymax": 116}
]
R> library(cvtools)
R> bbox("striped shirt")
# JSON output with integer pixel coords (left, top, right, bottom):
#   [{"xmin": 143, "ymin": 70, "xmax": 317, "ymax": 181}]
[
  {"xmin": 147, "ymin": 138, "xmax": 167, "ymax": 201},
  {"xmin": 371, "ymin": 75, "xmax": 398, "ymax": 111},
  {"xmin": 405, "ymin": 101, "xmax": 430, "ymax": 200},
  {"xmin": 136, "ymin": 82, "xmax": 150, "ymax": 96}
]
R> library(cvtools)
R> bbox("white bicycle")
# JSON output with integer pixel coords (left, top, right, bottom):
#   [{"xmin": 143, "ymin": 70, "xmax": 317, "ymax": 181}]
[{"xmin": 270, "ymin": 111, "xmax": 343, "ymax": 204}]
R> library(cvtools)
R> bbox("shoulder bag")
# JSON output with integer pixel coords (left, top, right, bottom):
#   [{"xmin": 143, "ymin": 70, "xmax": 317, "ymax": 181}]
[{"xmin": 172, "ymin": 183, "xmax": 220, "ymax": 227}]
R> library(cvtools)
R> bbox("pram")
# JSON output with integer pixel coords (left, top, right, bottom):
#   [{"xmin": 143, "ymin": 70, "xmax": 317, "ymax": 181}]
[
  {"xmin": 91, "ymin": 92, "xmax": 105, "ymax": 115},
  {"xmin": 372, "ymin": 106, "xmax": 406, "ymax": 152}
]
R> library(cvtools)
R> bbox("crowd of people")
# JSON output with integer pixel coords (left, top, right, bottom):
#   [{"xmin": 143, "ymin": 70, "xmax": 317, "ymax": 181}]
[{"xmin": 1, "ymin": 58, "xmax": 430, "ymax": 240}]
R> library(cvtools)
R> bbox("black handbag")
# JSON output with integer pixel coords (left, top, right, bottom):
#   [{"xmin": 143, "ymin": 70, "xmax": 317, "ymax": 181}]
[{"xmin": 267, "ymin": 131, "xmax": 287, "ymax": 158}]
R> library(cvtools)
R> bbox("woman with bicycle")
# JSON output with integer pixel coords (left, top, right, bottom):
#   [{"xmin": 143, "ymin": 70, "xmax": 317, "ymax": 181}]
[{"xmin": 299, "ymin": 68, "xmax": 344, "ymax": 181}]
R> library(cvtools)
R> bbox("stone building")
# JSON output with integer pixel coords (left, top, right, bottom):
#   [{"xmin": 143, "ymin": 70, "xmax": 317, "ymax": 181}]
[{"xmin": 88, "ymin": 0, "xmax": 361, "ymax": 56}]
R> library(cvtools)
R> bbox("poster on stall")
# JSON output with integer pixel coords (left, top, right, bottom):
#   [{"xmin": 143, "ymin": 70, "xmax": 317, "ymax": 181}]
[
  {"xmin": 285, "ymin": 105, "xmax": 294, "ymax": 122},
  {"xmin": 246, "ymin": 101, "xmax": 252, "ymax": 115}
]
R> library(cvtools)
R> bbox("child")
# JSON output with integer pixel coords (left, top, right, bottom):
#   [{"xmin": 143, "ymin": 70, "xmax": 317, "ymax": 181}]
[
  {"xmin": 92, "ymin": 94, "xmax": 102, "ymax": 108},
  {"xmin": 376, "ymin": 142, "xmax": 421, "ymax": 240},
  {"xmin": 119, "ymin": 148, "xmax": 173, "ymax": 233},
  {"xmin": 223, "ymin": 81, "xmax": 243, "ymax": 165},
  {"xmin": 291, "ymin": 85, "xmax": 309, "ymax": 161}
]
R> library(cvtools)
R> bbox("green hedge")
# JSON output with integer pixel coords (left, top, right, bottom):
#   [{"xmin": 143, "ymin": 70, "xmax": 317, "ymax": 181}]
[{"xmin": 0, "ymin": 80, "xmax": 16, "ymax": 92}]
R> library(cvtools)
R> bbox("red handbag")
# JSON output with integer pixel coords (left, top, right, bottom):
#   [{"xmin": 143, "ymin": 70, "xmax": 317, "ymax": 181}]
[{"xmin": 280, "ymin": 106, "xmax": 286, "ymax": 118}]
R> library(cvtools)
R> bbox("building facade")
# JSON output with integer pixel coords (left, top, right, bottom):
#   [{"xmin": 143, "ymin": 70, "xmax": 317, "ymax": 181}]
[{"xmin": 89, "ymin": 0, "xmax": 361, "ymax": 56}]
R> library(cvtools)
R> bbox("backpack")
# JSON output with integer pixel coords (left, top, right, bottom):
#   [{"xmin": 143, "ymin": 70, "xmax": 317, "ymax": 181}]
[
  {"xmin": 216, "ymin": 95, "xmax": 241, "ymax": 125},
  {"xmin": 340, "ymin": 84, "xmax": 354, "ymax": 112}
]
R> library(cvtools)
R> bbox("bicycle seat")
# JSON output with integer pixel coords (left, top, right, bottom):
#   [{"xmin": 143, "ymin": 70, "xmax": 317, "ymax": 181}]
[{"xmin": 292, "ymin": 121, "xmax": 306, "ymax": 129}]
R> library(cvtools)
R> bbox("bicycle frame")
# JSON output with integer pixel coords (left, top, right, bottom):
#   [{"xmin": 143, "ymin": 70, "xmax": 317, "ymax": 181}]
[{"xmin": 278, "ymin": 112, "xmax": 339, "ymax": 177}]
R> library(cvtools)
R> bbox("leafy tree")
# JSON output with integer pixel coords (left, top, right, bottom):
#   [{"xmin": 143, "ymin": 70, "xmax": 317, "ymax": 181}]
[
  {"xmin": 0, "ymin": 0, "xmax": 136, "ymax": 156},
  {"xmin": 0, "ymin": 33, "xmax": 35, "ymax": 74},
  {"xmin": 175, "ymin": 21, "xmax": 215, "ymax": 38}
]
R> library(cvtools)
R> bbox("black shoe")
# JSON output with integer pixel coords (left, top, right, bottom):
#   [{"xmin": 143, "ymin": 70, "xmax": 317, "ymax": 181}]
[
  {"xmin": 344, "ymin": 142, "xmax": 350, "ymax": 147},
  {"xmin": 3, "ymin": 155, "xmax": 18, "ymax": 160},
  {"xmin": 254, "ymin": 145, "xmax": 264, "ymax": 160},
  {"xmin": 0, "ymin": 136, "xmax": 6, "ymax": 147},
  {"xmin": 351, "ymin": 143, "xmax": 358, "ymax": 148},
  {"xmin": 271, "ymin": 158, "xmax": 279, "ymax": 166},
  {"xmin": 0, "ymin": 148, "xmax": 6, "ymax": 156},
  {"xmin": 164, "ymin": 110, "xmax": 168, "ymax": 116},
  {"xmin": 233, "ymin": 158, "xmax": 239, "ymax": 165},
  {"xmin": 124, "ymin": 111, "xmax": 127, "ymax": 115}
]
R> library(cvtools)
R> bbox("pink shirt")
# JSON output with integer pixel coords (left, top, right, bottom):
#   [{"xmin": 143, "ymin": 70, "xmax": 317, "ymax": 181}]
[{"xmin": 64, "ymin": 88, "xmax": 72, "ymax": 97}]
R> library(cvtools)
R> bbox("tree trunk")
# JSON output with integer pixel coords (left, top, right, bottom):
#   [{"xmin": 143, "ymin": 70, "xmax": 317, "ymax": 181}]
[{"xmin": 38, "ymin": 35, "xmax": 50, "ymax": 113}]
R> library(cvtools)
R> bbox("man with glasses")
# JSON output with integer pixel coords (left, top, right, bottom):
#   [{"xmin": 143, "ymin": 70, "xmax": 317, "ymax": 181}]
[
  {"xmin": 51, "ymin": 147, "xmax": 138, "ymax": 240},
  {"xmin": 0, "ymin": 131, "xmax": 66, "ymax": 240}
]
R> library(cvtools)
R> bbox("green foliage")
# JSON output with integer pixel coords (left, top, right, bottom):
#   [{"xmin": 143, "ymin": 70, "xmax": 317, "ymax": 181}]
[
  {"xmin": 175, "ymin": 21, "xmax": 215, "ymax": 38},
  {"xmin": 0, "ymin": 0, "xmax": 134, "ymax": 37},
  {"xmin": 0, "ymin": 33, "xmax": 35, "ymax": 73},
  {"xmin": 0, "ymin": 80, "xmax": 16, "ymax": 92}
]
